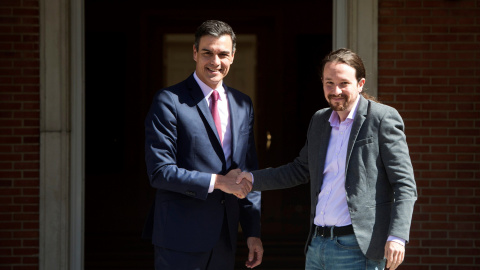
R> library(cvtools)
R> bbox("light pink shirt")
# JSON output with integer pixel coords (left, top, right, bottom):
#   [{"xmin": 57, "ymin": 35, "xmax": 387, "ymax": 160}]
[
  {"xmin": 313, "ymin": 96, "xmax": 404, "ymax": 245},
  {"xmin": 314, "ymin": 96, "xmax": 359, "ymax": 227},
  {"xmin": 193, "ymin": 72, "xmax": 232, "ymax": 193}
]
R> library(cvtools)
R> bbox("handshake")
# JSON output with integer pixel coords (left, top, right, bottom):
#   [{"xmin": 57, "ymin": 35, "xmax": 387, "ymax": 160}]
[{"xmin": 214, "ymin": 169, "xmax": 254, "ymax": 199}]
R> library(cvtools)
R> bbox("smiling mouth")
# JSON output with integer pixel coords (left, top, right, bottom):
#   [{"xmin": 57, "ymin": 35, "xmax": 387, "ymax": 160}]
[
  {"xmin": 207, "ymin": 67, "xmax": 221, "ymax": 73},
  {"xmin": 329, "ymin": 95, "xmax": 345, "ymax": 102}
]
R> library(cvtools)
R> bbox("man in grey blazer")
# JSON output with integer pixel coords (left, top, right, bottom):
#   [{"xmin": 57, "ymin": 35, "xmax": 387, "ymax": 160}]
[{"xmin": 238, "ymin": 48, "xmax": 417, "ymax": 270}]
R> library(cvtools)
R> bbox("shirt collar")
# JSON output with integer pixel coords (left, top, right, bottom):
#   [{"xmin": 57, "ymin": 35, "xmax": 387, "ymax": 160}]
[
  {"xmin": 193, "ymin": 71, "xmax": 226, "ymax": 100},
  {"xmin": 328, "ymin": 94, "xmax": 361, "ymax": 127}
]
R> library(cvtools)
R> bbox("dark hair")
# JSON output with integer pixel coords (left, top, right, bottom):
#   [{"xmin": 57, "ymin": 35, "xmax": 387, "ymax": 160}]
[
  {"xmin": 194, "ymin": 20, "xmax": 236, "ymax": 52},
  {"xmin": 320, "ymin": 48, "xmax": 380, "ymax": 102},
  {"xmin": 320, "ymin": 48, "xmax": 366, "ymax": 83}
]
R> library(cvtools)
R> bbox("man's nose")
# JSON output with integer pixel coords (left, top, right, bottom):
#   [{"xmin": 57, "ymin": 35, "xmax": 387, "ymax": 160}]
[
  {"xmin": 333, "ymin": 85, "xmax": 342, "ymax": 95},
  {"xmin": 211, "ymin": 55, "xmax": 220, "ymax": 65}
]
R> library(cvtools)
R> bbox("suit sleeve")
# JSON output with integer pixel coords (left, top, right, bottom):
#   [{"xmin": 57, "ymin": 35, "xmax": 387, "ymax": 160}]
[
  {"xmin": 145, "ymin": 90, "xmax": 211, "ymax": 200},
  {"xmin": 238, "ymin": 100, "xmax": 262, "ymax": 238},
  {"xmin": 379, "ymin": 109, "xmax": 417, "ymax": 243}
]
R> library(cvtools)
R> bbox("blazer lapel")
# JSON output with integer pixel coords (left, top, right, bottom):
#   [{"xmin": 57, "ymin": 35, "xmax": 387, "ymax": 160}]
[
  {"xmin": 315, "ymin": 111, "xmax": 333, "ymax": 191},
  {"xmin": 346, "ymin": 95, "xmax": 368, "ymax": 166}
]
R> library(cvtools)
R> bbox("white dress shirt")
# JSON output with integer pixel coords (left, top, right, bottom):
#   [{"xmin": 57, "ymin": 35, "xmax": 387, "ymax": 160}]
[{"xmin": 193, "ymin": 72, "xmax": 232, "ymax": 193}]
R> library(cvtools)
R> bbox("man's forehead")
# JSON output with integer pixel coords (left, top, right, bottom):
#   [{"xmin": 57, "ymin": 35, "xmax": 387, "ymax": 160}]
[
  {"xmin": 323, "ymin": 63, "xmax": 356, "ymax": 77},
  {"xmin": 198, "ymin": 35, "xmax": 233, "ymax": 49}
]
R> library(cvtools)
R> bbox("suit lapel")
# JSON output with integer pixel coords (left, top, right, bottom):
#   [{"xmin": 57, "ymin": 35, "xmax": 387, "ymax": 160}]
[
  {"xmin": 187, "ymin": 75, "xmax": 222, "ymax": 145},
  {"xmin": 226, "ymin": 85, "xmax": 238, "ymax": 164}
]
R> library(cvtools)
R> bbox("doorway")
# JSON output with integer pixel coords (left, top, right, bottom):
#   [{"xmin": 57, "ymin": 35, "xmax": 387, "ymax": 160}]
[{"xmin": 84, "ymin": 2, "xmax": 331, "ymax": 269}]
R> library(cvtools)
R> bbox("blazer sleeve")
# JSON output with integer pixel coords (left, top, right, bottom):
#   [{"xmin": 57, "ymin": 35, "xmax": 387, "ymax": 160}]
[
  {"xmin": 252, "ymin": 146, "xmax": 311, "ymax": 191},
  {"xmin": 238, "ymin": 99, "xmax": 262, "ymax": 238},
  {"xmin": 379, "ymin": 108, "xmax": 417, "ymax": 242},
  {"xmin": 251, "ymin": 113, "xmax": 314, "ymax": 191},
  {"xmin": 145, "ymin": 89, "xmax": 211, "ymax": 200}
]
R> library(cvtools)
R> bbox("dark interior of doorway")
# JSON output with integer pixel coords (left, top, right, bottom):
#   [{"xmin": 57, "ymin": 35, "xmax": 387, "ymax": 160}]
[{"xmin": 85, "ymin": 1, "xmax": 331, "ymax": 269}]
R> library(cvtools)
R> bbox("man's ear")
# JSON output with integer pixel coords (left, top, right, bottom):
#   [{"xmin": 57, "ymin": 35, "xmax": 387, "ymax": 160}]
[
  {"xmin": 193, "ymin": 44, "xmax": 197, "ymax": 61},
  {"xmin": 230, "ymin": 50, "xmax": 235, "ymax": 64},
  {"xmin": 358, "ymin": 78, "xmax": 366, "ymax": 91}
]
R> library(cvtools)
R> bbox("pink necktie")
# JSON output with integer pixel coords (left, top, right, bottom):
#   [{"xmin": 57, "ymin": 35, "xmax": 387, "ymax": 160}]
[{"xmin": 210, "ymin": 90, "xmax": 223, "ymax": 145}]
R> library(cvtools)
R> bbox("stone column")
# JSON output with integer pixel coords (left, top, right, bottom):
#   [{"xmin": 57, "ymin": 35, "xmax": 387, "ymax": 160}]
[{"xmin": 39, "ymin": 0, "xmax": 84, "ymax": 269}]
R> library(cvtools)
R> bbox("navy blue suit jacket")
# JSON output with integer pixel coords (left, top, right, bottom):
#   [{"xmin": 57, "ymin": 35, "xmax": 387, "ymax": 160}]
[{"xmin": 143, "ymin": 73, "xmax": 261, "ymax": 253}]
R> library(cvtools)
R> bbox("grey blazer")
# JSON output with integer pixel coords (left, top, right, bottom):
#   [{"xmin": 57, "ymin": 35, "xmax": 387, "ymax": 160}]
[{"xmin": 252, "ymin": 95, "xmax": 417, "ymax": 261}]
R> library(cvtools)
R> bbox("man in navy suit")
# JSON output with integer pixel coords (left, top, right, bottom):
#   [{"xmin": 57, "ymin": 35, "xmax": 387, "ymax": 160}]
[{"xmin": 144, "ymin": 20, "xmax": 263, "ymax": 269}]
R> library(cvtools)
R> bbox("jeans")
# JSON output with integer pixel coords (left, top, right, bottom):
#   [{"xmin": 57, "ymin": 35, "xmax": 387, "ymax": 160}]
[{"xmin": 305, "ymin": 233, "xmax": 386, "ymax": 270}]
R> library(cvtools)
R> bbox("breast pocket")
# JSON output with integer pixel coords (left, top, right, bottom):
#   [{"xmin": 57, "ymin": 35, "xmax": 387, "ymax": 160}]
[
  {"xmin": 354, "ymin": 136, "xmax": 374, "ymax": 147},
  {"xmin": 235, "ymin": 128, "xmax": 250, "ymax": 157}
]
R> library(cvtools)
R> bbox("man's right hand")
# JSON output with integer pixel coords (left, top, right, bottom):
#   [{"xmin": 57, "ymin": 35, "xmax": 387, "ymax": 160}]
[
  {"xmin": 214, "ymin": 169, "xmax": 252, "ymax": 198},
  {"xmin": 236, "ymin": 171, "xmax": 253, "ymax": 185}
]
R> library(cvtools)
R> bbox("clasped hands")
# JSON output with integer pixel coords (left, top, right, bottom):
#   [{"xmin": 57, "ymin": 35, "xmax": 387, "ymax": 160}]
[{"xmin": 214, "ymin": 169, "xmax": 253, "ymax": 199}]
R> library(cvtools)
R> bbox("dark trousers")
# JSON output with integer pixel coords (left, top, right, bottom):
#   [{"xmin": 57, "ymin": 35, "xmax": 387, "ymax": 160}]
[{"xmin": 154, "ymin": 216, "xmax": 234, "ymax": 270}]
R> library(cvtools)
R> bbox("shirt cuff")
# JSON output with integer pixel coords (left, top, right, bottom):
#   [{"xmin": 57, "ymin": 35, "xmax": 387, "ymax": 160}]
[
  {"xmin": 387, "ymin": 235, "xmax": 405, "ymax": 246},
  {"xmin": 250, "ymin": 172, "xmax": 254, "ymax": 184},
  {"xmin": 208, "ymin": 174, "xmax": 215, "ymax": 193}
]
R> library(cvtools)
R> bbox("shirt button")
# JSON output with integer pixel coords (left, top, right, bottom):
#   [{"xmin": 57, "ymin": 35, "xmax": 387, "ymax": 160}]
[{"xmin": 221, "ymin": 199, "xmax": 225, "ymax": 205}]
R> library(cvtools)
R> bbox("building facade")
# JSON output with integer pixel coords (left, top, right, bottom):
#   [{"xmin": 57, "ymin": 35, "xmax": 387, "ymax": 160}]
[{"xmin": 0, "ymin": 0, "xmax": 479, "ymax": 269}]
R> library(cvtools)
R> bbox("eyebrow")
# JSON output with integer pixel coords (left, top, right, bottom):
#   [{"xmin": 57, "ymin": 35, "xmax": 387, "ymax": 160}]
[{"xmin": 201, "ymin": 48, "xmax": 231, "ymax": 54}]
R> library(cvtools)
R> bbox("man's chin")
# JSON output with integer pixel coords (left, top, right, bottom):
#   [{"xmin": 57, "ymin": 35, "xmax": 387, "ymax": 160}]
[
  {"xmin": 205, "ymin": 78, "xmax": 223, "ymax": 88},
  {"xmin": 329, "ymin": 103, "xmax": 346, "ymax": 111}
]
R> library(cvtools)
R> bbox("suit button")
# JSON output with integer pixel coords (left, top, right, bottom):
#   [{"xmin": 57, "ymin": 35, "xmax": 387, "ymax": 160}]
[
  {"xmin": 185, "ymin": 191, "xmax": 196, "ymax": 197},
  {"xmin": 221, "ymin": 199, "xmax": 225, "ymax": 205}
]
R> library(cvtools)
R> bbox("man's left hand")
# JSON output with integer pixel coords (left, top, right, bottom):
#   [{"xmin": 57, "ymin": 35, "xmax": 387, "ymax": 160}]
[
  {"xmin": 245, "ymin": 237, "xmax": 263, "ymax": 268},
  {"xmin": 384, "ymin": 241, "xmax": 405, "ymax": 270}
]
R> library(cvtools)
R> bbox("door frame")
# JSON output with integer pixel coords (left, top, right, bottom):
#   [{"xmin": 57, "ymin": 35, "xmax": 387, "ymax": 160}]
[
  {"xmin": 39, "ymin": 0, "xmax": 377, "ymax": 269},
  {"xmin": 39, "ymin": 0, "xmax": 84, "ymax": 269}
]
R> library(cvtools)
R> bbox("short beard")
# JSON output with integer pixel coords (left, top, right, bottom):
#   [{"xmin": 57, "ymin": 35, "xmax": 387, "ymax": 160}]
[{"xmin": 328, "ymin": 94, "xmax": 349, "ymax": 111}]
